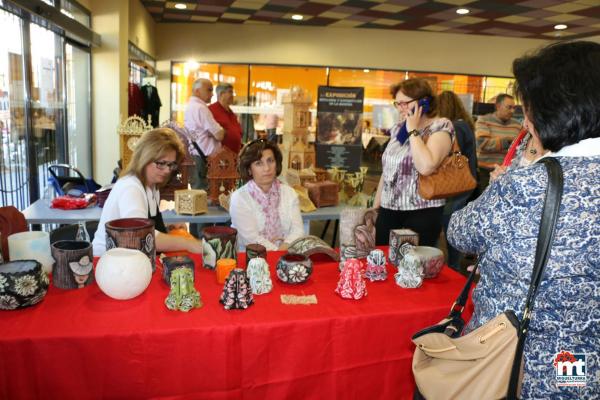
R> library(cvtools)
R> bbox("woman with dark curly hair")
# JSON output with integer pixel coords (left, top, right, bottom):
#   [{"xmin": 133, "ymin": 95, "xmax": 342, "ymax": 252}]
[
  {"xmin": 448, "ymin": 41, "xmax": 600, "ymax": 399},
  {"xmin": 229, "ymin": 139, "xmax": 304, "ymax": 251}
]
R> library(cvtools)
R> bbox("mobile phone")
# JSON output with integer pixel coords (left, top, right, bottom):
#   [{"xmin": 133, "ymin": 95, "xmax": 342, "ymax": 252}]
[{"xmin": 418, "ymin": 97, "xmax": 431, "ymax": 113}]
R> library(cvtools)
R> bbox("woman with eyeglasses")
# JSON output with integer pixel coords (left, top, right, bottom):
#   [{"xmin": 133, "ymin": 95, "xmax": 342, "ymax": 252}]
[
  {"xmin": 229, "ymin": 139, "xmax": 304, "ymax": 251},
  {"xmin": 93, "ymin": 128, "xmax": 203, "ymax": 256},
  {"xmin": 374, "ymin": 78, "xmax": 454, "ymax": 247}
]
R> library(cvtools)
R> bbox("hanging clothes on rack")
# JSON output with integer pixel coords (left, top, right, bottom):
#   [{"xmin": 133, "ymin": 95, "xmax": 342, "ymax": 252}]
[
  {"xmin": 128, "ymin": 82, "xmax": 144, "ymax": 117},
  {"xmin": 141, "ymin": 80, "xmax": 162, "ymax": 127}
]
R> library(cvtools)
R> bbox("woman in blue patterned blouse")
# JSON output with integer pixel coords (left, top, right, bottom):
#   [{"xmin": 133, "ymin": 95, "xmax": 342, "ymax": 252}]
[{"xmin": 448, "ymin": 41, "xmax": 600, "ymax": 399}]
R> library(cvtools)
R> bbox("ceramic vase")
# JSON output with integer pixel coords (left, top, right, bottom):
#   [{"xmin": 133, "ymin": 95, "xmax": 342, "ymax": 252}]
[
  {"xmin": 202, "ymin": 226, "xmax": 237, "ymax": 270},
  {"xmin": 0, "ymin": 260, "xmax": 49, "ymax": 310},
  {"xmin": 51, "ymin": 240, "xmax": 94, "ymax": 289},
  {"xmin": 105, "ymin": 218, "xmax": 156, "ymax": 272},
  {"xmin": 8, "ymin": 231, "xmax": 54, "ymax": 274}
]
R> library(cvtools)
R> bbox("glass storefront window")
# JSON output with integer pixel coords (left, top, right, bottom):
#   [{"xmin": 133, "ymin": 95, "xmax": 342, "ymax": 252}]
[
  {"xmin": 60, "ymin": 0, "xmax": 91, "ymax": 28},
  {"xmin": 65, "ymin": 43, "xmax": 91, "ymax": 177},
  {"xmin": 0, "ymin": 8, "xmax": 27, "ymax": 207}
]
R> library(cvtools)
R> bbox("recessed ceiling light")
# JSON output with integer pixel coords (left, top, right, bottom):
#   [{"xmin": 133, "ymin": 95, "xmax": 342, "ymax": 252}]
[
  {"xmin": 554, "ymin": 24, "xmax": 567, "ymax": 30},
  {"xmin": 456, "ymin": 8, "xmax": 470, "ymax": 15},
  {"xmin": 174, "ymin": 3, "xmax": 187, "ymax": 10},
  {"xmin": 292, "ymin": 14, "xmax": 304, "ymax": 21},
  {"xmin": 363, "ymin": 69, "xmax": 370, "ymax": 73}
]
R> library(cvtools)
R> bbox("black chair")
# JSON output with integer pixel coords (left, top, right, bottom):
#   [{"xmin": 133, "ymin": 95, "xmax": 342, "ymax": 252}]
[{"xmin": 50, "ymin": 221, "xmax": 99, "ymax": 244}]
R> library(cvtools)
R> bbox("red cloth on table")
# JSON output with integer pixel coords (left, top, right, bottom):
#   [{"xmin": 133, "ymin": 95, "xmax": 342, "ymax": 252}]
[{"xmin": 0, "ymin": 248, "xmax": 473, "ymax": 400}]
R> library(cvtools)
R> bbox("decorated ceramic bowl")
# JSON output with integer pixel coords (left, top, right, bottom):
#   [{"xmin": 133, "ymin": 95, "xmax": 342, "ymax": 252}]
[
  {"xmin": 276, "ymin": 253, "xmax": 312, "ymax": 284},
  {"xmin": 0, "ymin": 260, "xmax": 49, "ymax": 310}
]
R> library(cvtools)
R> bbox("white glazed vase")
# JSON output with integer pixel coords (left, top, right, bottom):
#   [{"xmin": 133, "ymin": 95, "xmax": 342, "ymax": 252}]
[
  {"xmin": 95, "ymin": 248, "xmax": 152, "ymax": 300},
  {"xmin": 247, "ymin": 257, "xmax": 272, "ymax": 295},
  {"xmin": 8, "ymin": 231, "xmax": 54, "ymax": 274}
]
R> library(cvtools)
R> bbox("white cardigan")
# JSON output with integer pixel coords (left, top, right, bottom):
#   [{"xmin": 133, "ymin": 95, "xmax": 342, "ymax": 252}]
[{"xmin": 230, "ymin": 181, "xmax": 304, "ymax": 251}]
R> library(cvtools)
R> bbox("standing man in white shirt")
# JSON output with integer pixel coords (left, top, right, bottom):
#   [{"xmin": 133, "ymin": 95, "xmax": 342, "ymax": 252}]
[{"xmin": 184, "ymin": 78, "xmax": 225, "ymax": 190}]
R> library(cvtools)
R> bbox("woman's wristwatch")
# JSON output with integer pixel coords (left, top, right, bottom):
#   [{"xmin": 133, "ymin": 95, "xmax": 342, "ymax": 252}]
[{"xmin": 408, "ymin": 129, "xmax": 420, "ymax": 138}]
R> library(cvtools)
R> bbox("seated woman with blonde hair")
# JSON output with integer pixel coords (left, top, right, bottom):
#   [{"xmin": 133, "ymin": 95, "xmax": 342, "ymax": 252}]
[
  {"xmin": 229, "ymin": 139, "xmax": 304, "ymax": 251},
  {"xmin": 93, "ymin": 128, "xmax": 202, "ymax": 256}
]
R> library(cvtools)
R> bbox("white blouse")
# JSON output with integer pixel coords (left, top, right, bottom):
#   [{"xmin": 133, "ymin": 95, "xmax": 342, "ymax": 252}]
[{"xmin": 229, "ymin": 181, "xmax": 304, "ymax": 251}]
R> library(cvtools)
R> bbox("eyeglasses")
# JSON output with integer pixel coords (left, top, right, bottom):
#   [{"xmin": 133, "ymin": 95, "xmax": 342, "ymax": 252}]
[
  {"xmin": 393, "ymin": 98, "xmax": 418, "ymax": 107},
  {"xmin": 153, "ymin": 160, "xmax": 179, "ymax": 171}
]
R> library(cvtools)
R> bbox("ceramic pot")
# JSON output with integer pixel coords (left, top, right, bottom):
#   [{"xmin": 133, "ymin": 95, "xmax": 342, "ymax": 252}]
[
  {"xmin": 276, "ymin": 253, "xmax": 312, "ymax": 284},
  {"xmin": 0, "ymin": 260, "xmax": 49, "ymax": 310},
  {"xmin": 201, "ymin": 226, "xmax": 237, "ymax": 269},
  {"xmin": 95, "ymin": 248, "xmax": 152, "ymax": 300},
  {"xmin": 406, "ymin": 246, "xmax": 444, "ymax": 279},
  {"xmin": 105, "ymin": 218, "xmax": 155, "ymax": 272},
  {"xmin": 245, "ymin": 243, "xmax": 266, "ymax": 267},
  {"xmin": 51, "ymin": 240, "xmax": 94, "ymax": 289},
  {"xmin": 8, "ymin": 231, "xmax": 54, "ymax": 274}
]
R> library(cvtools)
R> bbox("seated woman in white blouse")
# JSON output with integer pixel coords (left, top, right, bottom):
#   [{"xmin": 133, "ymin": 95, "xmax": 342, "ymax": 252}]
[{"xmin": 230, "ymin": 139, "xmax": 304, "ymax": 251}]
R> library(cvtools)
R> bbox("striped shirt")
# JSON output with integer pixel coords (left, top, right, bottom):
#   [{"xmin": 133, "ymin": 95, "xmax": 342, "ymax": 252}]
[
  {"xmin": 381, "ymin": 118, "xmax": 454, "ymax": 211},
  {"xmin": 475, "ymin": 113, "xmax": 521, "ymax": 169}
]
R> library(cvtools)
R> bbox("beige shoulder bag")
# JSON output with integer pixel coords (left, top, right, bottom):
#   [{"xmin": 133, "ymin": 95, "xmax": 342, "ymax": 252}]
[{"xmin": 412, "ymin": 157, "xmax": 564, "ymax": 400}]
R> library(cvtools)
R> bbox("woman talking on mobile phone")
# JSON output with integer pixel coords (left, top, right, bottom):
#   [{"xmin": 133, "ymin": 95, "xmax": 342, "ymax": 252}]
[{"xmin": 374, "ymin": 78, "xmax": 454, "ymax": 246}]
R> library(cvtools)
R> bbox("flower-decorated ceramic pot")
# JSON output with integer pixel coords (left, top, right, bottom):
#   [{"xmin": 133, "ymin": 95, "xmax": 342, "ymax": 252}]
[
  {"xmin": 0, "ymin": 260, "xmax": 49, "ymax": 310},
  {"xmin": 276, "ymin": 253, "xmax": 312, "ymax": 284},
  {"xmin": 95, "ymin": 248, "xmax": 152, "ymax": 300}
]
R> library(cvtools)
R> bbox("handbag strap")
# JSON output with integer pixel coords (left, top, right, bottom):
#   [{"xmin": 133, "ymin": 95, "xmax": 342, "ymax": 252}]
[{"xmin": 507, "ymin": 156, "xmax": 563, "ymax": 399}]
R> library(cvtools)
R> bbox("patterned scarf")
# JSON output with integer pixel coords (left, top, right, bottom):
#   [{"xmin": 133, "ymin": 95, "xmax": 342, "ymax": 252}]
[{"xmin": 246, "ymin": 179, "xmax": 284, "ymax": 245}]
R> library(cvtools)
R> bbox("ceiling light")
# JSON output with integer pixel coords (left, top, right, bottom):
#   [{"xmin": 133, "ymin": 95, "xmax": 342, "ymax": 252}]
[
  {"xmin": 456, "ymin": 8, "xmax": 470, "ymax": 15},
  {"xmin": 363, "ymin": 69, "xmax": 370, "ymax": 73},
  {"xmin": 292, "ymin": 14, "xmax": 304, "ymax": 21},
  {"xmin": 175, "ymin": 3, "xmax": 187, "ymax": 10},
  {"xmin": 554, "ymin": 24, "xmax": 567, "ymax": 30}
]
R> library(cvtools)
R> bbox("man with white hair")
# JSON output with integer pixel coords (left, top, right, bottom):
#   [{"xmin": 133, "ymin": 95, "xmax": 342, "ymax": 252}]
[{"xmin": 184, "ymin": 78, "xmax": 225, "ymax": 190}]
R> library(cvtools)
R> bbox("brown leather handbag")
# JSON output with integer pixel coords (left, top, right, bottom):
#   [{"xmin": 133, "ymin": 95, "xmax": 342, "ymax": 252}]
[
  {"xmin": 412, "ymin": 157, "xmax": 563, "ymax": 400},
  {"xmin": 418, "ymin": 138, "xmax": 477, "ymax": 200}
]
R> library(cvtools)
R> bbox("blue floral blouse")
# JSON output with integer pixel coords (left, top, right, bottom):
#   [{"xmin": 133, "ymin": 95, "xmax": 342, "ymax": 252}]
[{"xmin": 448, "ymin": 156, "xmax": 599, "ymax": 399}]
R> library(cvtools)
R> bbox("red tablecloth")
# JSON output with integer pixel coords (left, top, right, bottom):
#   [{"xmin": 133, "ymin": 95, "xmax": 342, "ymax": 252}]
[{"xmin": 0, "ymin": 249, "xmax": 472, "ymax": 400}]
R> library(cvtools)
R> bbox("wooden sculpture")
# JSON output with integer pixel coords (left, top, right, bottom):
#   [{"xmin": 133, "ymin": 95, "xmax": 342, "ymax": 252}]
[{"xmin": 206, "ymin": 146, "xmax": 239, "ymax": 205}]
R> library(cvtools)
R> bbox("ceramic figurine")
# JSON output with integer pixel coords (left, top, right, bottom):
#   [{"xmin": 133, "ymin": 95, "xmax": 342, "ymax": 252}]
[
  {"xmin": 394, "ymin": 250, "xmax": 424, "ymax": 289},
  {"xmin": 247, "ymin": 257, "xmax": 272, "ymax": 295},
  {"xmin": 335, "ymin": 258, "xmax": 367, "ymax": 300},
  {"xmin": 0, "ymin": 260, "xmax": 49, "ymax": 310},
  {"xmin": 365, "ymin": 249, "xmax": 387, "ymax": 282},
  {"xmin": 220, "ymin": 268, "xmax": 254, "ymax": 310},
  {"xmin": 165, "ymin": 268, "xmax": 202, "ymax": 312}
]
